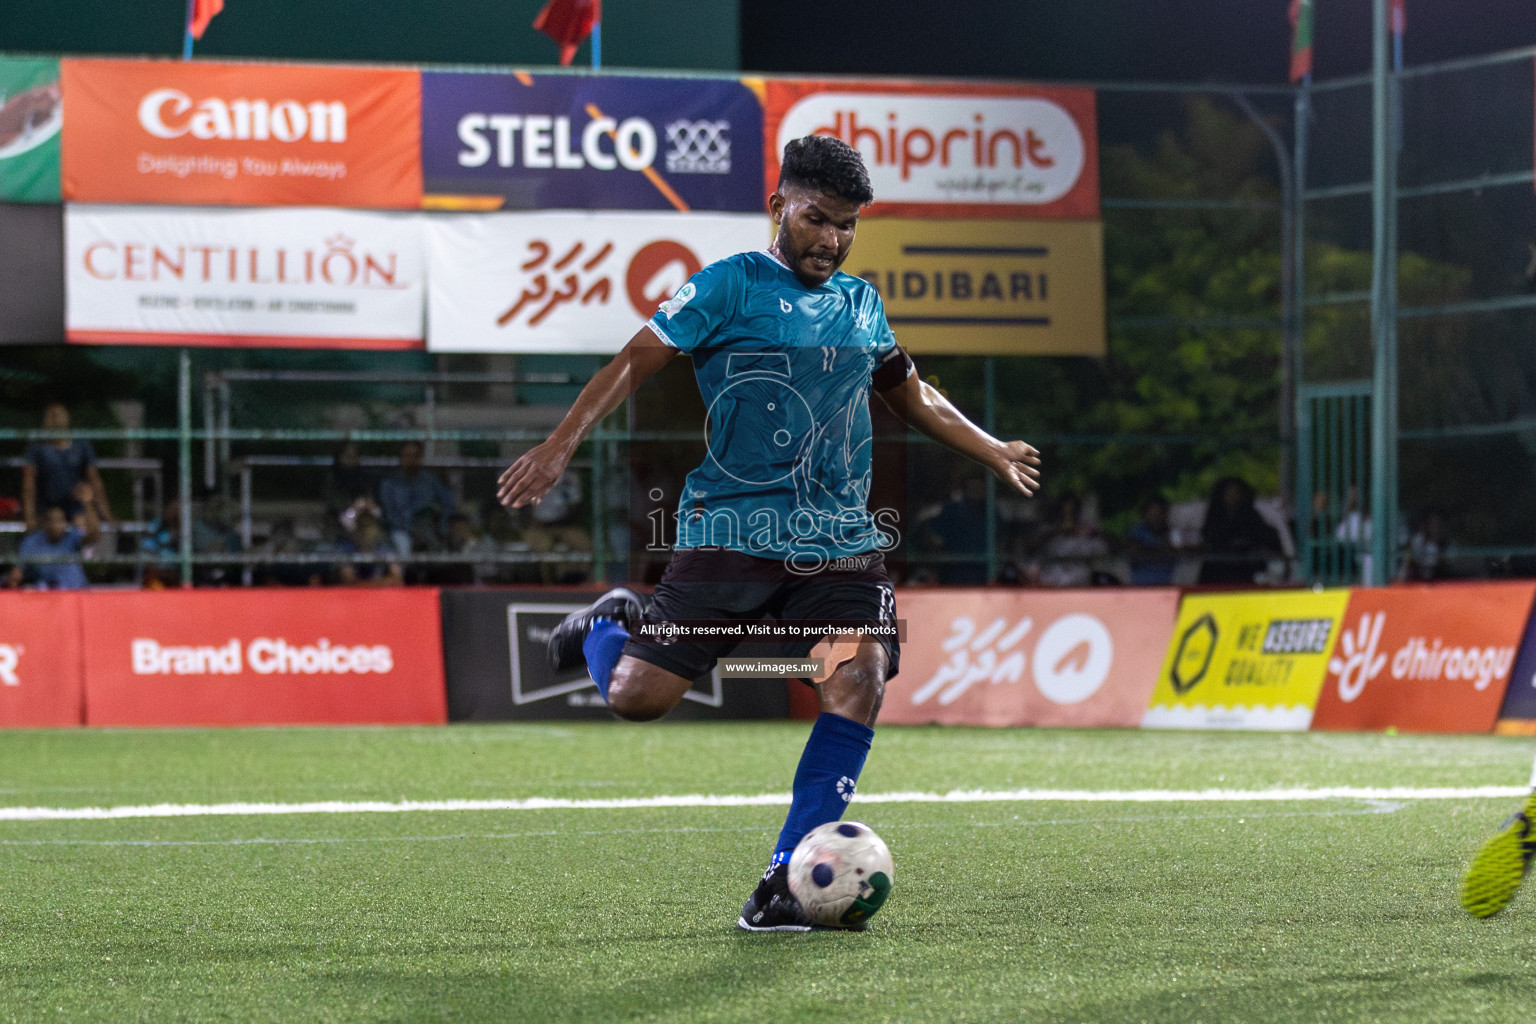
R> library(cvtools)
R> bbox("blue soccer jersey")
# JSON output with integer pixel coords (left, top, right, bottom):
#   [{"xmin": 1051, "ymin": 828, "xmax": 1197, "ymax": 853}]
[{"xmin": 646, "ymin": 249, "xmax": 904, "ymax": 567}]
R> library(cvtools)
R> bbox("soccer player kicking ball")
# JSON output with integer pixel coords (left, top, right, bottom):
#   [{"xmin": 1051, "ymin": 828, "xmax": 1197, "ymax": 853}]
[
  {"xmin": 1461, "ymin": 755, "xmax": 1536, "ymax": 918},
  {"xmin": 497, "ymin": 135, "xmax": 1041, "ymax": 931}
]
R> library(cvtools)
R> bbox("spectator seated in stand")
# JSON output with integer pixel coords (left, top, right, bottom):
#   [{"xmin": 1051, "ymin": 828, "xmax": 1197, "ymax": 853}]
[
  {"xmin": 322, "ymin": 441, "xmax": 379, "ymax": 541},
  {"xmin": 253, "ymin": 517, "xmax": 325, "ymax": 587},
  {"xmin": 916, "ymin": 476, "xmax": 988, "ymax": 585},
  {"xmin": 335, "ymin": 512, "xmax": 403, "ymax": 587},
  {"xmin": 140, "ymin": 495, "xmax": 242, "ymax": 587},
  {"xmin": 522, "ymin": 469, "xmax": 592, "ymax": 584},
  {"xmin": 1197, "ymin": 476, "xmax": 1282, "ymax": 585},
  {"xmin": 18, "ymin": 492, "xmax": 99, "ymax": 590},
  {"xmin": 1403, "ymin": 509, "xmax": 1450, "ymax": 581},
  {"xmin": 378, "ymin": 441, "xmax": 456, "ymax": 557},
  {"xmin": 1127, "ymin": 495, "xmax": 1178, "ymax": 586},
  {"xmin": 431, "ymin": 511, "xmax": 501, "ymax": 586},
  {"xmin": 1034, "ymin": 494, "xmax": 1112, "ymax": 588},
  {"xmin": 23, "ymin": 402, "xmax": 115, "ymax": 536}
]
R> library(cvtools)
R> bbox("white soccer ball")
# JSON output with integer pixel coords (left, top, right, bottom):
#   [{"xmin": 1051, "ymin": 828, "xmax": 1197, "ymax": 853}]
[{"xmin": 787, "ymin": 820, "xmax": 895, "ymax": 928}]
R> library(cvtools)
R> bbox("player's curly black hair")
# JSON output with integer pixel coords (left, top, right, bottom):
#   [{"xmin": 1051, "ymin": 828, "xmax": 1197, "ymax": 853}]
[{"xmin": 778, "ymin": 135, "xmax": 875, "ymax": 205}]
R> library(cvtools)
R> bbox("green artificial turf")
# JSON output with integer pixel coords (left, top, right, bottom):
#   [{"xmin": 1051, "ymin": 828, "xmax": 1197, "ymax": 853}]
[{"xmin": 0, "ymin": 724, "xmax": 1534, "ymax": 1022}]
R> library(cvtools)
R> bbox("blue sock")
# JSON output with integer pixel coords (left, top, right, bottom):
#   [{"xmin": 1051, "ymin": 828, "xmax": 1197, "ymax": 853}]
[
  {"xmin": 771, "ymin": 712, "xmax": 875, "ymax": 868},
  {"xmin": 582, "ymin": 618, "xmax": 628, "ymax": 702}
]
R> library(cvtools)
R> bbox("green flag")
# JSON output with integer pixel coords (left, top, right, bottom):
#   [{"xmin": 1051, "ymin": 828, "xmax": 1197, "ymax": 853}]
[
  {"xmin": 0, "ymin": 57, "xmax": 62, "ymax": 203},
  {"xmin": 1289, "ymin": 0, "xmax": 1314, "ymax": 83}
]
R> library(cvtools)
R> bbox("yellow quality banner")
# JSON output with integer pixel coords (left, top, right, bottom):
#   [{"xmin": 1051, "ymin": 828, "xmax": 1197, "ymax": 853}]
[
  {"xmin": 845, "ymin": 218, "xmax": 1105, "ymax": 355},
  {"xmin": 1143, "ymin": 589, "xmax": 1351, "ymax": 731}
]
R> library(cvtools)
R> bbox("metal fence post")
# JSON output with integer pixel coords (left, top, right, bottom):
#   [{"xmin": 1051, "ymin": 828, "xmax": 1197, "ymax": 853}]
[{"xmin": 178, "ymin": 348, "xmax": 193, "ymax": 587}]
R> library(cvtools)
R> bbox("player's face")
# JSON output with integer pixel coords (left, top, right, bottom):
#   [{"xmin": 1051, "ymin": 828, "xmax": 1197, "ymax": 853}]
[{"xmin": 769, "ymin": 186, "xmax": 861, "ymax": 288}]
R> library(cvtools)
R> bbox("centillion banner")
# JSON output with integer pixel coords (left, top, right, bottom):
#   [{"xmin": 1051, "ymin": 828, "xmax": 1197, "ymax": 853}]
[
  {"xmin": 847, "ymin": 218, "xmax": 1104, "ymax": 355},
  {"xmin": 1144, "ymin": 589, "xmax": 1350, "ymax": 731}
]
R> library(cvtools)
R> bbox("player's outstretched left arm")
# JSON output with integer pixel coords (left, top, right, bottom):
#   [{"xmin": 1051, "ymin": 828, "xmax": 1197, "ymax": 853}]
[{"xmin": 876, "ymin": 371, "xmax": 1041, "ymax": 497}]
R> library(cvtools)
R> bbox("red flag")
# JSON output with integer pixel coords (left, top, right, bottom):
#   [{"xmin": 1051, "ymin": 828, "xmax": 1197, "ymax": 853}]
[
  {"xmin": 189, "ymin": 0, "xmax": 225, "ymax": 40},
  {"xmin": 1288, "ymin": 0, "xmax": 1314, "ymax": 83},
  {"xmin": 532, "ymin": 0, "xmax": 600, "ymax": 66}
]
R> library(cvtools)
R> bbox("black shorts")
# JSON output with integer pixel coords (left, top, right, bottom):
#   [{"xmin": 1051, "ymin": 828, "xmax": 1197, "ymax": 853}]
[{"xmin": 623, "ymin": 548, "xmax": 900, "ymax": 683}]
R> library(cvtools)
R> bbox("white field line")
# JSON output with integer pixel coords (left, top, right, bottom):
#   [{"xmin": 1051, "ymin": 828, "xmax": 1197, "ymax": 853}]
[{"xmin": 0, "ymin": 785, "xmax": 1523, "ymax": 823}]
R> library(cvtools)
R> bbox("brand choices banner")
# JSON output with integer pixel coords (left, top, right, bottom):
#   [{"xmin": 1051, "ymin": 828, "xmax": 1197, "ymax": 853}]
[
  {"xmin": 66, "ymin": 205, "xmax": 425, "ymax": 348},
  {"xmin": 60, "ymin": 58, "xmax": 421, "ymax": 208},
  {"xmin": 422, "ymin": 71, "xmax": 763, "ymax": 212},
  {"xmin": 79, "ymin": 589, "xmax": 447, "ymax": 727},
  {"xmin": 1145, "ymin": 589, "xmax": 1350, "ymax": 730},
  {"xmin": 849, "ymin": 218, "xmax": 1105, "ymax": 355},
  {"xmin": 881, "ymin": 588, "xmax": 1177, "ymax": 728},
  {"xmin": 763, "ymin": 80, "xmax": 1099, "ymax": 220},
  {"xmin": 1312, "ymin": 582, "xmax": 1534, "ymax": 734},
  {"xmin": 0, "ymin": 593, "xmax": 85, "ymax": 727},
  {"xmin": 0, "ymin": 57, "xmax": 62, "ymax": 202},
  {"xmin": 425, "ymin": 211, "xmax": 765, "ymax": 352}
]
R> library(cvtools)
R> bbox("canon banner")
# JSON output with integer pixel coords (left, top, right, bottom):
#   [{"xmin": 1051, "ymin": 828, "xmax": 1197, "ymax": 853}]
[
  {"xmin": 65, "ymin": 205, "xmax": 425, "ymax": 348},
  {"xmin": 880, "ymin": 588, "xmax": 1177, "ymax": 728},
  {"xmin": 60, "ymin": 58, "xmax": 420, "ymax": 208},
  {"xmin": 1144, "ymin": 589, "xmax": 1351, "ymax": 730},
  {"xmin": 763, "ymin": 80, "xmax": 1099, "ymax": 220},
  {"xmin": 425, "ymin": 211, "xmax": 765, "ymax": 353},
  {"xmin": 422, "ymin": 71, "xmax": 763, "ymax": 212},
  {"xmin": 1312, "ymin": 582, "xmax": 1534, "ymax": 734},
  {"xmin": 849, "ymin": 218, "xmax": 1105, "ymax": 355},
  {"xmin": 0, "ymin": 593, "xmax": 85, "ymax": 728},
  {"xmin": 0, "ymin": 56, "xmax": 62, "ymax": 203},
  {"xmin": 79, "ymin": 589, "xmax": 447, "ymax": 727}
]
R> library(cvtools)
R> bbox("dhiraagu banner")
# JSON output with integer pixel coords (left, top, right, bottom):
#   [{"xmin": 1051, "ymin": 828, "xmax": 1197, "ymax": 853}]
[
  {"xmin": 0, "ymin": 57, "xmax": 62, "ymax": 202},
  {"xmin": 1143, "ymin": 589, "xmax": 1350, "ymax": 731}
]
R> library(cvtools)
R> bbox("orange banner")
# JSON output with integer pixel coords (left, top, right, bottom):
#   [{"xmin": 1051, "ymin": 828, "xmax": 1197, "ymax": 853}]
[
  {"xmin": 762, "ymin": 79, "xmax": 1099, "ymax": 220},
  {"xmin": 0, "ymin": 592, "xmax": 85, "ymax": 727},
  {"xmin": 880, "ymin": 588, "xmax": 1178, "ymax": 727},
  {"xmin": 61, "ymin": 58, "xmax": 421, "ymax": 208},
  {"xmin": 1311, "ymin": 582, "xmax": 1536, "ymax": 734},
  {"xmin": 79, "ymin": 589, "xmax": 447, "ymax": 727}
]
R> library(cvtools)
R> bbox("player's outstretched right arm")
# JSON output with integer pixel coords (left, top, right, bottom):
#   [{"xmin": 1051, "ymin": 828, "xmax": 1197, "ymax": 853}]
[{"xmin": 497, "ymin": 327, "xmax": 678, "ymax": 509}]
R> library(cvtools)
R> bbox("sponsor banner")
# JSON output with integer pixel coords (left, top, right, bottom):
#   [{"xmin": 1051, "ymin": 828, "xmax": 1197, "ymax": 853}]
[
  {"xmin": 425, "ymin": 211, "xmax": 764, "ymax": 353},
  {"xmin": 0, "ymin": 203, "xmax": 64, "ymax": 344},
  {"xmin": 65, "ymin": 204, "xmax": 424, "ymax": 348},
  {"xmin": 421, "ymin": 71, "xmax": 763, "ymax": 213},
  {"xmin": 0, "ymin": 593, "xmax": 85, "ymax": 728},
  {"xmin": 439, "ymin": 589, "xmax": 788, "ymax": 720},
  {"xmin": 849, "ymin": 218, "xmax": 1104, "ymax": 355},
  {"xmin": 1145, "ymin": 589, "xmax": 1350, "ymax": 730},
  {"xmin": 1496, "ymin": 598, "xmax": 1536, "ymax": 733},
  {"xmin": 0, "ymin": 57, "xmax": 62, "ymax": 202},
  {"xmin": 763, "ymin": 79, "xmax": 1099, "ymax": 220},
  {"xmin": 1313, "ymin": 582, "xmax": 1534, "ymax": 734},
  {"xmin": 60, "ymin": 58, "xmax": 420, "ymax": 208},
  {"xmin": 80, "ymin": 590, "xmax": 447, "ymax": 727},
  {"xmin": 880, "ymin": 588, "xmax": 1178, "ymax": 728}
]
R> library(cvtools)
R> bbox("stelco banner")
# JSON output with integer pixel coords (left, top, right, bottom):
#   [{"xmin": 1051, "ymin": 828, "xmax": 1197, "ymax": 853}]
[
  {"xmin": 79, "ymin": 589, "xmax": 447, "ymax": 727},
  {"xmin": 66, "ymin": 205, "xmax": 425, "ymax": 348},
  {"xmin": 425, "ymin": 211, "xmax": 765, "ymax": 353},
  {"xmin": 0, "ymin": 593, "xmax": 85, "ymax": 728},
  {"xmin": 422, "ymin": 71, "xmax": 763, "ymax": 212},
  {"xmin": 1496, "ymin": 598, "xmax": 1536, "ymax": 734},
  {"xmin": 848, "ymin": 218, "xmax": 1105, "ymax": 355},
  {"xmin": 1144, "ymin": 589, "xmax": 1350, "ymax": 730},
  {"xmin": 881, "ymin": 588, "xmax": 1178, "ymax": 728},
  {"xmin": 1311, "ymin": 582, "xmax": 1534, "ymax": 734},
  {"xmin": 60, "ymin": 58, "xmax": 421, "ymax": 208},
  {"xmin": 0, "ymin": 56, "xmax": 63, "ymax": 203},
  {"xmin": 763, "ymin": 80, "xmax": 1099, "ymax": 220}
]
